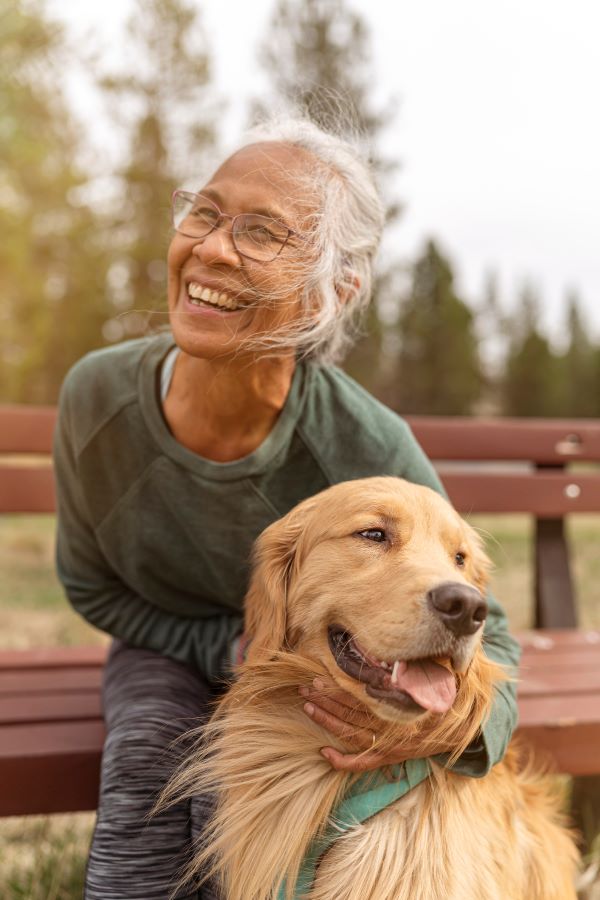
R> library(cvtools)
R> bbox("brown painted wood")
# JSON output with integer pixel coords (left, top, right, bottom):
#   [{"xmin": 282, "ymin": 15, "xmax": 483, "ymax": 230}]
[
  {"xmin": 0, "ymin": 721, "xmax": 104, "ymax": 816},
  {"xmin": 0, "ymin": 465, "xmax": 56, "ymax": 512},
  {"xmin": 0, "ymin": 405, "xmax": 57, "ymax": 454},
  {"xmin": 515, "ymin": 722, "xmax": 600, "ymax": 776},
  {"xmin": 518, "ymin": 693, "xmax": 600, "ymax": 726},
  {"xmin": 518, "ymin": 630, "xmax": 600, "ymax": 651},
  {"xmin": 534, "ymin": 518, "xmax": 577, "ymax": 627},
  {"xmin": 520, "ymin": 650, "xmax": 600, "ymax": 672},
  {"xmin": 0, "ymin": 692, "xmax": 103, "ymax": 725},
  {"xmin": 407, "ymin": 416, "xmax": 600, "ymax": 464},
  {"xmin": 0, "ymin": 646, "xmax": 108, "ymax": 669},
  {"xmin": 519, "ymin": 668, "xmax": 600, "ymax": 695},
  {"xmin": 440, "ymin": 471, "xmax": 600, "ymax": 516},
  {"xmin": 0, "ymin": 667, "xmax": 103, "ymax": 696}
]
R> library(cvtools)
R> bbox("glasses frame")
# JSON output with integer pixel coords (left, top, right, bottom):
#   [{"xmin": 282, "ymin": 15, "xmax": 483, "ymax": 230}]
[{"xmin": 171, "ymin": 190, "xmax": 302, "ymax": 263}]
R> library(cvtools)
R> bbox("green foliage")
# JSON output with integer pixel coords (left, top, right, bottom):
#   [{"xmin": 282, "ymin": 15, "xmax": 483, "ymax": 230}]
[
  {"xmin": 555, "ymin": 293, "xmax": 599, "ymax": 417},
  {"xmin": 257, "ymin": 0, "xmax": 401, "ymax": 395},
  {"xmin": 0, "ymin": 1, "xmax": 111, "ymax": 402},
  {"xmin": 97, "ymin": 0, "xmax": 217, "ymax": 339},
  {"xmin": 502, "ymin": 285, "xmax": 563, "ymax": 417},
  {"xmin": 385, "ymin": 240, "xmax": 483, "ymax": 415}
]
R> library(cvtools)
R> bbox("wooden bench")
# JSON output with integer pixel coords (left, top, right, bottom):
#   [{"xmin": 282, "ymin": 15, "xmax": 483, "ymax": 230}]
[{"xmin": 1, "ymin": 404, "xmax": 600, "ymax": 816}]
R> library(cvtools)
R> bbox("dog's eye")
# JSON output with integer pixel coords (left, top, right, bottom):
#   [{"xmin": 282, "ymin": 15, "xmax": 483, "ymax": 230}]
[
  {"xmin": 357, "ymin": 529, "xmax": 387, "ymax": 543},
  {"xmin": 455, "ymin": 551, "xmax": 466, "ymax": 567}
]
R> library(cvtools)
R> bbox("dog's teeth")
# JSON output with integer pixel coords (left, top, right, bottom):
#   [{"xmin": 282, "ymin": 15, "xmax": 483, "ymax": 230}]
[
  {"xmin": 380, "ymin": 661, "xmax": 389, "ymax": 670},
  {"xmin": 391, "ymin": 660, "xmax": 400, "ymax": 684}
]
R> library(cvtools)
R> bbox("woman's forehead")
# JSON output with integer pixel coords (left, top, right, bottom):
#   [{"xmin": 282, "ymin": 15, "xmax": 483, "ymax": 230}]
[{"xmin": 200, "ymin": 141, "xmax": 321, "ymax": 217}]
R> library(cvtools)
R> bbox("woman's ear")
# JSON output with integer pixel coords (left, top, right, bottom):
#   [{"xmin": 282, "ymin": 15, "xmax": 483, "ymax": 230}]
[{"xmin": 244, "ymin": 497, "xmax": 317, "ymax": 663}]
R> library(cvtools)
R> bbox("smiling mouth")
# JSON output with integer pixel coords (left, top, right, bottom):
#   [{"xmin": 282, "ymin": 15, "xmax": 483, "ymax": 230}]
[
  {"xmin": 327, "ymin": 625, "xmax": 458, "ymax": 715},
  {"xmin": 187, "ymin": 281, "xmax": 248, "ymax": 312}
]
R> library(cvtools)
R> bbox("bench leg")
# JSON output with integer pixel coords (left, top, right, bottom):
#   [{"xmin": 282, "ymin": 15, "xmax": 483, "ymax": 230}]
[
  {"xmin": 534, "ymin": 518, "xmax": 578, "ymax": 628},
  {"xmin": 570, "ymin": 775, "xmax": 600, "ymax": 855}
]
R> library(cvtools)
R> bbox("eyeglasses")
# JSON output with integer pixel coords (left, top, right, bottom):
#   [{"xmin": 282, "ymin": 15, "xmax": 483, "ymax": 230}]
[{"xmin": 171, "ymin": 190, "xmax": 299, "ymax": 263}]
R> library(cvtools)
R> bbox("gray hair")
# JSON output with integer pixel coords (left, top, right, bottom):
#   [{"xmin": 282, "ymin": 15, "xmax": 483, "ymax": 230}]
[{"xmin": 232, "ymin": 113, "xmax": 385, "ymax": 365}]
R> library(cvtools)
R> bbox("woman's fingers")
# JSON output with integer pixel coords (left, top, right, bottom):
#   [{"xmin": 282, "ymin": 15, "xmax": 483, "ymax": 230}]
[
  {"xmin": 300, "ymin": 684, "xmax": 372, "ymax": 729},
  {"xmin": 302, "ymin": 697, "xmax": 375, "ymax": 746},
  {"xmin": 320, "ymin": 747, "xmax": 402, "ymax": 773},
  {"xmin": 302, "ymin": 676, "xmax": 365, "ymax": 712}
]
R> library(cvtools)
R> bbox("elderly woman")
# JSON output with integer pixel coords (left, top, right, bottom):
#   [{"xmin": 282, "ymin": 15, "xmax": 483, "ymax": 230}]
[{"xmin": 54, "ymin": 116, "xmax": 519, "ymax": 900}]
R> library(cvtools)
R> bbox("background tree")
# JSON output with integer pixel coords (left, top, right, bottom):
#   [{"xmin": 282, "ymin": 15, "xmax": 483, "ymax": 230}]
[
  {"xmin": 97, "ymin": 0, "xmax": 217, "ymax": 341},
  {"xmin": 256, "ymin": 0, "xmax": 401, "ymax": 395},
  {"xmin": 502, "ymin": 284, "xmax": 562, "ymax": 417},
  {"xmin": 383, "ymin": 240, "xmax": 483, "ymax": 415},
  {"xmin": 555, "ymin": 292, "xmax": 598, "ymax": 417},
  {"xmin": 0, "ymin": 0, "xmax": 111, "ymax": 402}
]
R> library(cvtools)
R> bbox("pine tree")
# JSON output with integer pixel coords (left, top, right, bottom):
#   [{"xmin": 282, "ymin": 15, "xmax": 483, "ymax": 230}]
[
  {"xmin": 256, "ymin": 0, "xmax": 401, "ymax": 393},
  {"xmin": 97, "ymin": 0, "xmax": 217, "ymax": 338},
  {"xmin": 502, "ymin": 285, "xmax": 562, "ymax": 417},
  {"xmin": 384, "ymin": 240, "xmax": 482, "ymax": 415},
  {"xmin": 557, "ymin": 292, "xmax": 597, "ymax": 417},
  {"xmin": 0, "ymin": 0, "xmax": 111, "ymax": 402}
]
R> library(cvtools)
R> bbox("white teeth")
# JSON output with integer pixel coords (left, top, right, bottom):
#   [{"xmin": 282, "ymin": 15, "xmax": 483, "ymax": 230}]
[
  {"xmin": 391, "ymin": 660, "xmax": 400, "ymax": 684},
  {"xmin": 380, "ymin": 661, "xmax": 389, "ymax": 670},
  {"xmin": 188, "ymin": 282, "xmax": 241, "ymax": 310}
]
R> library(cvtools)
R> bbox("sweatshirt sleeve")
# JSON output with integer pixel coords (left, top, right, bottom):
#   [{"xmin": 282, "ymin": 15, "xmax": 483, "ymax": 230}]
[
  {"xmin": 53, "ymin": 378, "xmax": 243, "ymax": 683},
  {"xmin": 397, "ymin": 422, "xmax": 521, "ymax": 775}
]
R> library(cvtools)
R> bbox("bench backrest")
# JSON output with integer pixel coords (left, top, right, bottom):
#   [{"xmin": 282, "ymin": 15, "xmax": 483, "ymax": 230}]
[
  {"xmin": 2, "ymin": 404, "xmax": 599, "ymax": 628},
  {"xmin": 0, "ymin": 405, "xmax": 56, "ymax": 513},
  {"xmin": 406, "ymin": 416, "xmax": 600, "ymax": 629}
]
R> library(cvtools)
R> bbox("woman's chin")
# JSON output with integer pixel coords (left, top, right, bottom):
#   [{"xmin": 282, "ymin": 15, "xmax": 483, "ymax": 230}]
[{"xmin": 167, "ymin": 307, "xmax": 250, "ymax": 360}]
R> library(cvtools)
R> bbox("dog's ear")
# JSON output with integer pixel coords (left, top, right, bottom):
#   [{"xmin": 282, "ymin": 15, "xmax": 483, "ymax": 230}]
[{"xmin": 244, "ymin": 497, "xmax": 317, "ymax": 662}]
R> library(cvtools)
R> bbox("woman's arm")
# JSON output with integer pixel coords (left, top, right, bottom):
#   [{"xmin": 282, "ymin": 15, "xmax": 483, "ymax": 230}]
[{"xmin": 54, "ymin": 384, "xmax": 242, "ymax": 682}]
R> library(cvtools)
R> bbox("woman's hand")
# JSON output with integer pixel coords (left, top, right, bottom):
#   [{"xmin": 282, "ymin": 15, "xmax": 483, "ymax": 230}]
[{"xmin": 300, "ymin": 675, "xmax": 451, "ymax": 773}]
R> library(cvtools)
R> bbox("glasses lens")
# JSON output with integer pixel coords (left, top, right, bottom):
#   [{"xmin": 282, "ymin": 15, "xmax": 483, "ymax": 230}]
[
  {"xmin": 172, "ymin": 193, "xmax": 219, "ymax": 237},
  {"xmin": 234, "ymin": 215, "xmax": 290, "ymax": 262}
]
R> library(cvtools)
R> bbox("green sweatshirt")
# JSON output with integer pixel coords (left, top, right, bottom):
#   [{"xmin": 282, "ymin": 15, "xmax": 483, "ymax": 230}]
[{"xmin": 54, "ymin": 332, "xmax": 520, "ymax": 775}]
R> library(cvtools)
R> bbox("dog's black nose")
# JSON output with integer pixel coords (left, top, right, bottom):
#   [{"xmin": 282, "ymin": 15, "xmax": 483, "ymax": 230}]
[{"xmin": 427, "ymin": 583, "xmax": 488, "ymax": 636}]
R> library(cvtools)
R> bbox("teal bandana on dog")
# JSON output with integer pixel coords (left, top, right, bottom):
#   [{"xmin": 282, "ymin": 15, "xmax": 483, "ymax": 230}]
[{"xmin": 277, "ymin": 757, "xmax": 431, "ymax": 899}]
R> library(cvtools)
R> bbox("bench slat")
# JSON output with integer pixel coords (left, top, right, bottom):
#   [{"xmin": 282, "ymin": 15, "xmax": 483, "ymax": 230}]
[
  {"xmin": 0, "ymin": 692, "xmax": 103, "ymax": 725},
  {"xmin": 519, "ymin": 669, "xmax": 600, "ymax": 695},
  {"xmin": 516, "ymin": 722, "xmax": 600, "ymax": 776},
  {"xmin": 518, "ymin": 693, "xmax": 600, "ymax": 726},
  {"xmin": 0, "ymin": 646, "xmax": 108, "ymax": 669},
  {"xmin": 0, "ymin": 721, "xmax": 104, "ymax": 816},
  {"xmin": 0, "ymin": 668, "xmax": 103, "ymax": 696},
  {"xmin": 407, "ymin": 416, "xmax": 600, "ymax": 464},
  {"xmin": 0, "ymin": 405, "xmax": 56, "ymax": 454},
  {"xmin": 517, "ymin": 630, "xmax": 600, "ymax": 651},
  {"xmin": 441, "ymin": 471, "xmax": 600, "ymax": 516},
  {"xmin": 0, "ymin": 465, "xmax": 56, "ymax": 512}
]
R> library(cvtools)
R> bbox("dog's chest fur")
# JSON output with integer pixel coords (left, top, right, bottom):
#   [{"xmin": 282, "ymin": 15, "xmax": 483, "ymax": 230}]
[{"xmin": 309, "ymin": 767, "xmax": 576, "ymax": 900}]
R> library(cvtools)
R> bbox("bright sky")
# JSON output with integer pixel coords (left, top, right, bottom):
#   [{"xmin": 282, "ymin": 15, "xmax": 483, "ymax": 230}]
[{"xmin": 46, "ymin": 0, "xmax": 600, "ymax": 343}]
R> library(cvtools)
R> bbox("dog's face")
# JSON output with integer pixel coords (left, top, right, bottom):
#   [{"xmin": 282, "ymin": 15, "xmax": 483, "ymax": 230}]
[{"xmin": 245, "ymin": 477, "xmax": 491, "ymax": 724}]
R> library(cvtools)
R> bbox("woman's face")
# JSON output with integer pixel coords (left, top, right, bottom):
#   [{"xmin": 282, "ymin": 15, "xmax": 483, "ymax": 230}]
[{"xmin": 167, "ymin": 141, "xmax": 318, "ymax": 360}]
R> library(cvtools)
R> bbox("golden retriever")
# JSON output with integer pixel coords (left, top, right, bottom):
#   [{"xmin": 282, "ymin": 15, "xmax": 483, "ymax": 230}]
[{"xmin": 168, "ymin": 477, "xmax": 579, "ymax": 900}]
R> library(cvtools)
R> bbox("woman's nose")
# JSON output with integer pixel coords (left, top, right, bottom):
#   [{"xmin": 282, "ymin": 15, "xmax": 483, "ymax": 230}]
[{"xmin": 191, "ymin": 224, "xmax": 240, "ymax": 266}]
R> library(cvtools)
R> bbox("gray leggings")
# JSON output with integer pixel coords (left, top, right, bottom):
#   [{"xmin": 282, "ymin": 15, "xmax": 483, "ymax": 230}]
[{"xmin": 85, "ymin": 641, "xmax": 222, "ymax": 900}]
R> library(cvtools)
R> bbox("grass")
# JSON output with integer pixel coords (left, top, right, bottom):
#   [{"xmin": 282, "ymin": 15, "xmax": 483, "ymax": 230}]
[{"xmin": 1, "ymin": 513, "xmax": 600, "ymax": 897}]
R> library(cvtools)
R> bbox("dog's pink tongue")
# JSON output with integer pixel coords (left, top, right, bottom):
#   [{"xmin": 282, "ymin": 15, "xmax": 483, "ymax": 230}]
[{"xmin": 393, "ymin": 660, "xmax": 456, "ymax": 713}]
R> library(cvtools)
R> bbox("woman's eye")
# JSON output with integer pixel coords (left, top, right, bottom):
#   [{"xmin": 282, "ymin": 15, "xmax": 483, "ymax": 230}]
[
  {"xmin": 455, "ymin": 552, "xmax": 466, "ymax": 567},
  {"xmin": 357, "ymin": 529, "xmax": 387, "ymax": 543}
]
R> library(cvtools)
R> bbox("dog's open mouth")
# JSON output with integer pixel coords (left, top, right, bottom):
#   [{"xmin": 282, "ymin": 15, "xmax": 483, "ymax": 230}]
[{"xmin": 328, "ymin": 625, "xmax": 457, "ymax": 715}]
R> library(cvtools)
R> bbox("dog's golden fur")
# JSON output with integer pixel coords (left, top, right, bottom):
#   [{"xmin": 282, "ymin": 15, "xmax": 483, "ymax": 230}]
[{"xmin": 167, "ymin": 477, "xmax": 579, "ymax": 900}]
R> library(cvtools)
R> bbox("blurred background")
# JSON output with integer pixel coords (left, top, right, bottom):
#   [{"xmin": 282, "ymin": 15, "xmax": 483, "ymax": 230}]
[
  {"xmin": 2, "ymin": 0, "xmax": 600, "ymax": 416},
  {"xmin": 1, "ymin": 0, "xmax": 600, "ymax": 896}
]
